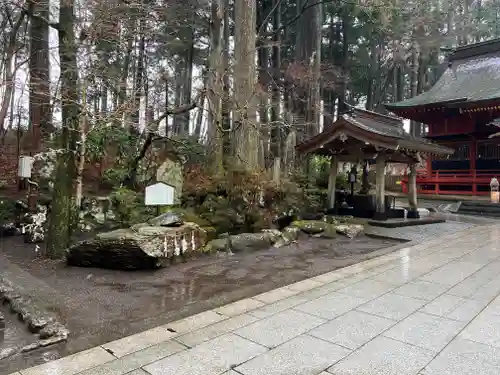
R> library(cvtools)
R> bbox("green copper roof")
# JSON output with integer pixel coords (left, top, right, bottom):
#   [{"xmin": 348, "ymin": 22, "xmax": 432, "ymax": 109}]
[{"xmin": 386, "ymin": 39, "xmax": 500, "ymax": 109}]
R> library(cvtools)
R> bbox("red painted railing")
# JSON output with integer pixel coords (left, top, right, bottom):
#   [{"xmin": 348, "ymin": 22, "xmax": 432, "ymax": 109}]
[{"xmin": 401, "ymin": 169, "xmax": 500, "ymax": 196}]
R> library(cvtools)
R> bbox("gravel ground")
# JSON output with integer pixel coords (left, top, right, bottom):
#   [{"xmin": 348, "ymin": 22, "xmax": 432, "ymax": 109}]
[{"xmin": 0, "ymin": 234, "xmax": 400, "ymax": 375}]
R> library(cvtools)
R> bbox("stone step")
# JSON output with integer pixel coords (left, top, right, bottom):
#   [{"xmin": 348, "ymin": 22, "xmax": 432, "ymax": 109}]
[{"xmin": 456, "ymin": 200, "xmax": 500, "ymax": 217}]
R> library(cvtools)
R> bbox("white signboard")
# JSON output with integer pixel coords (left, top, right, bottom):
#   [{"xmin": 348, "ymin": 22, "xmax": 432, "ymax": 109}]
[
  {"xmin": 145, "ymin": 182, "xmax": 175, "ymax": 206},
  {"xmin": 18, "ymin": 156, "xmax": 34, "ymax": 178}
]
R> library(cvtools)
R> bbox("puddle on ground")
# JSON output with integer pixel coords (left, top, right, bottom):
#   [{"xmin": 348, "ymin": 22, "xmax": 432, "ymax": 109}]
[{"xmin": 0, "ymin": 303, "xmax": 37, "ymax": 350}]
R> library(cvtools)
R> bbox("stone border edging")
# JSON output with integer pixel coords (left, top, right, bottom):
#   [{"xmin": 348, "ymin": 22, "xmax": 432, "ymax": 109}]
[{"xmin": 0, "ymin": 276, "xmax": 69, "ymax": 360}]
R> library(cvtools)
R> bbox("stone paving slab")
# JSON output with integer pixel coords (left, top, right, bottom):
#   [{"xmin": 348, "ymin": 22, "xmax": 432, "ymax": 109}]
[
  {"xmin": 11, "ymin": 224, "xmax": 500, "ymax": 375},
  {"xmin": 365, "ymin": 220, "xmax": 477, "ymax": 242}
]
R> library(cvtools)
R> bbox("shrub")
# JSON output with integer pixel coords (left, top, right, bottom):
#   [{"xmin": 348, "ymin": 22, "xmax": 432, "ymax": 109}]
[
  {"xmin": 181, "ymin": 166, "xmax": 324, "ymax": 234},
  {"xmin": 0, "ymin": 199, "xmax": 18, "ymax": 224},
  {"xmin": 109, "ymin": 188, "xmax": 153, "ymax": 226}
]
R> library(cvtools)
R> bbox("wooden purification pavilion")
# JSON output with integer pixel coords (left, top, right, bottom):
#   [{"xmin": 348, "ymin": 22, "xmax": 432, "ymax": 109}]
[{"xmin": 296, "ymin": 107, "xmax": 453, "ymax": 219}]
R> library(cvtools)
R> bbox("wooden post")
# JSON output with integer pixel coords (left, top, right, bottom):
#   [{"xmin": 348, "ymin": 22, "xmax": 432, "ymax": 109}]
[
  {"xmin": 327, "ymin": 156, "xmax": 338, "ymax": 210},
  {"xmin": 374, "ymin": 155, "xmax": 386, "ymax": 220},
  {"xmin": 470, "ymin": 139, "xmax": 477, "ymax": 195},
  {"xmin": 407, "ymin": 162, "xmax": 420, "ymax": 219},
  {"xmin": 359, "ymin": 161, "xmax": 370, "ymax": 195}
]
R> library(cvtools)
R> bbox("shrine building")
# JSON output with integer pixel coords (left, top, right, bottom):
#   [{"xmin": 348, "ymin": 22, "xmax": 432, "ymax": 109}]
[{"xmin": 385, "ymin": 38, "xmax": 500, "ymax": 196}]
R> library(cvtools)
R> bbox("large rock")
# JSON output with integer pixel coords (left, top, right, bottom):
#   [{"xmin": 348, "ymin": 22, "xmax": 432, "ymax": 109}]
[
  {"xmin": 274, "ymin": 226, "xmax": 301, "ymax": 247},
  {"xmin": 79, "ymin": 196, "xmax": 115, "ymax": 232},
  {"xmin": 291, "ymin": 220, "xmax": 327, "ymax": 234},
  {"xmin": 148, "ymin": 212, "xmax": 183, "ymax": 227},
  {"xmin": 290, "ymin": 219, "xmax": 364, "ymax": 239},
  {"xmin": 156, "ymin": 158, "xmax": 183, "ymax": 205},
  {"xmin": 336, "ymin": 224, "xmax": 364, "ymax": 239},
  {"xmin": 66, "ymin": 223, "xmax": 207, "ymax": 270},
  {"xmin": 325, "ymin": 215, "xmax": 355, "ymax": 225},
  {"xmin": 203, "ymin": 238, "xmax": 231, "ymax": 253},
  {"xmin": 203, "ymin": 229, "xmax": 283, "ymax": 253},
  {"xmin": 230, "ymin": 230, "xmax": 282, "ymax": 253}
]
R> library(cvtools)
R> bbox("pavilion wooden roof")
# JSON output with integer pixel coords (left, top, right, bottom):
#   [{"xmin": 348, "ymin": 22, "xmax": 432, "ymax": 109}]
[{"xmin": 296, "ymin": 107, "xmax": 454, "ymax": 163}]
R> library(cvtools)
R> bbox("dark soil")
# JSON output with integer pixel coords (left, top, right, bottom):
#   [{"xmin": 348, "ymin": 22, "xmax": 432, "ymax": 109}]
[{"xmin": 0, "ymin": 233, "xmax": 399, "ymax": 375}]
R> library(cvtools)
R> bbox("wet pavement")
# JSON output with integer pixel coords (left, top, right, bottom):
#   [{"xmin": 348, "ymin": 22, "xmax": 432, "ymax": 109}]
[
  {"xmin": 0, "ymin": 234, "xmax": 401, "ymax": 375},
  {"xmin": 365, "ymin": 219, "xmax": 477, "ymax": 242},
  {"xmin": 10, "ymin": 223, "xmax": 500, "ymax": 375}
]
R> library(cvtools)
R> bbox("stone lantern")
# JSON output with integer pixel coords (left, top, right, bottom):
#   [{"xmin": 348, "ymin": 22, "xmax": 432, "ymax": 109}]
[{"xmin": 490, "ymin": 178, "xmax": 499, "ymax": 203}]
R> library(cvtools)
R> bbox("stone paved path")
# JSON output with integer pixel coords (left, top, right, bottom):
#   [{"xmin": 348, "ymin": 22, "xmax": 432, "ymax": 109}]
[
  {"xmin": 10, "ymin": 224, "xmax": 500, "ymax": 375},
  {"xmin": 365, "ymin": 220, "xmax": 476, "ymax": 242}
]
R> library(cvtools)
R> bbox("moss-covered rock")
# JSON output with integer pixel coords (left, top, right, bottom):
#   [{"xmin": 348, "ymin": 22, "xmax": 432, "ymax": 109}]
[
  {"xmin": 336, "ymin": 224, "xmax": 364, "ymax": 238},
  {"xmin": 289, "ymin": 218, "xmax": 364, "ymax": 239},
  {"xmin": 66, "ymin": 223, "xmax": 207, "ymax": 270},
  {"xmin": 201, "ymin": 226, "xmax": 217, "ymax": 241},
  {"xmin": 316, "ymin": 225, "xmax": 338, "ymax": 239},
  {"xmin": 130, "ymin": 222, "xmax": 149, "ymax": 231},
  {"xmin": 202, "ymin": 238, "xmax": 231, "ymax": 253},
  {"xmin": 161, "ymin": 208, "xmax": 212, "ymax": 227},
  {"xmin": 204, "ymin": 229, "xmax": 283, "ymax": 253},
  {"xmin": 274, "ymin": 226, "xmax": 301, "ymax": 247},
  {"xmin": 291, "ymin": 220, "xmax": 327, "ymax": 234},
  {"xmin": 229, "ymin": 231, "xmax": 281, "ymax": 253}
]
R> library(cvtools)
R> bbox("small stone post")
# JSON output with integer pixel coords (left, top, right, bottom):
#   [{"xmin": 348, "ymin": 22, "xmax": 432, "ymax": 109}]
[
  {"xmin": 491, "ymin": 178, "xmax": 499, "ymax": 203},
  {"xmin": 407, "ymin": 163, "xmax": 420, "ymax": 218},
  {"xmin": 327, "ymin": 156, "xmax": 338, "ymax": 210}
]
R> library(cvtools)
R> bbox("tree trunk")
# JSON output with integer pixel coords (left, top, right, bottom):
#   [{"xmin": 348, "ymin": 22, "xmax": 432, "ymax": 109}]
[
  {"xmin": 207, "ymin": 0, "xmax": 224, "ymax": 172},
  {"xmin": 132, "ymin": 25, "xmax": 145, "ymax": 133},
  {"xmin": 46, "ymin": 0, "xmax": 79, "ymax": 258},
  {"xmin": 338, "ymin": 6, "xmax": 349, "ymax": 112},
  {"xmin": 233, "ymin": 0, "xmax": 258, "ymax": 170},
  {"xmin": 172, "ymin": 60, "xmax": 183, "ymax": 135},
  {"xmin": 269, "ymin": 0, "xmax": 281, "ymax": 178},
  {"xmin": 29, "ymin": 0, "xmax": 52, "ymax": 150},
  {"xmin": 194, "ymin": 70, "xmax": 207, "ymax": 141},
  {"xmin": 222, "ymin": 0, "xmax": 232, "ymax": 160},
  {"xmin": 410, "ymin": 41, "xmax": 419, "ymax": 136},
  {"xmin": 0, "ymin": 11, "xmax": 27, "ymax": 136},
  {"xmin": 366, "ymin": 30, "xmax": 377, "ymax": 110},
  {"xmin": 100, "ymin": 83, "xmax": 108, "ymax": 116},
  {"xmin": 462, "ymin": 0, "xmax": 470, "ymax": 45},
  {"xmin": 75, "ymin": 83, "xmax": 89, "ymax": 208},
  {"xmin": 181, "ymin": 26, "xmax": 195, "ymax": 136},
  {"xmin": 118, "ymin": 22, "xmax": 134, "ymax": 114},
  {"xmin": 163, "ymin": 70, "xmax": 170, "ymax": 136},
  {"xmin": 257, "ymin": 43, "xmax": 269, "ymax": 165},
  {"xmin": 312, "ymin": 1, "xmax": 322, "ymax": 134}
]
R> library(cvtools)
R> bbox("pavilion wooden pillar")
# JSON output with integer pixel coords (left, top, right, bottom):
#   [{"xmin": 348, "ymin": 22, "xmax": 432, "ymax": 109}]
[
  {"xmin": 327, "ymin": 156, "xmax": 338, "ymax": 210},
  {"xmin": 407, "ymin": 162, "xmax": 420, "ymax": 219},
  {"xmin": 374, "ymin": 155, "xmax": 386, "ymax": 220},
  {"xmin": 470, "ymin": 138, "xmax": 477, "ymax": 195}
]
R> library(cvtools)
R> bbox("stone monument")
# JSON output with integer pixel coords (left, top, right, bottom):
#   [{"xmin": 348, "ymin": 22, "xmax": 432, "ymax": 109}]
[{"xmin": 156, "ymin": 157, "xmax": 183, "ymax": 205}]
